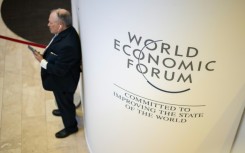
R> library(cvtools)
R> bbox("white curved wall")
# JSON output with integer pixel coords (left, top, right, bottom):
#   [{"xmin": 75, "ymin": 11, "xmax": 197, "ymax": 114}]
[
  {"xmin": 72, "ymin": 1, "xmax": 245, "ymax": 153},
  {"xmin": 232, "ymin": 112, "xmax": 245, "ymax": 153}
]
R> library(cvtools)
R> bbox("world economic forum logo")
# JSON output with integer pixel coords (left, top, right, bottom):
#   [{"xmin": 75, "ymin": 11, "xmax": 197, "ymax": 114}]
[{"xmin": 114, "ymin": 32, "xmax": 216, "ymax": 94}]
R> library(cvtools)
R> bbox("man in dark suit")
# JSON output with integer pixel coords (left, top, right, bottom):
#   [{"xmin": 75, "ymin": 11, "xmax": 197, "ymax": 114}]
[{"xmin": 33, "ymin": 8, "xmax": 81, "ymax": 138}]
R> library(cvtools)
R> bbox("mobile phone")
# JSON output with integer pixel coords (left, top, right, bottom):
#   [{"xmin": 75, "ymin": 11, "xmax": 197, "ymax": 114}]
[{"xmin": 27, "ymin": 45, "xmax": 36, "ymax": 52}]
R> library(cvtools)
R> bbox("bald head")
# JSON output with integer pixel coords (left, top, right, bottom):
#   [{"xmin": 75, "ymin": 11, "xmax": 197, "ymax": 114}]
[
  {"xmin": 52, "ymin": 8, "xmax": 72, "ymax": 27},
  {"xmin": 48, "ymin": 8, "xmax": 72, "ymax": 34}
]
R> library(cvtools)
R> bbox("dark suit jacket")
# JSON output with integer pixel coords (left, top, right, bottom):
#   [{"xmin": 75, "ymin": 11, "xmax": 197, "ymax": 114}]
[{"xmin": 41, "ymin": 26, "xmax": 81, "ymax": 93}]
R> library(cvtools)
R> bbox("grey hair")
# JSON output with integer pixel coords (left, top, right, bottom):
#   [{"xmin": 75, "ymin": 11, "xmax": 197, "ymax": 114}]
[{"xmin": 52, "ymin": 8, "xmax": 72, "ymax": 27}]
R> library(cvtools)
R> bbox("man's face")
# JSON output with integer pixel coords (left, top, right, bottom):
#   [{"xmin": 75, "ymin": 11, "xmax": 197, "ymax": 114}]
[{"xmin": 47, "ymin": 12, "xmax": 60, "ymax": 34}]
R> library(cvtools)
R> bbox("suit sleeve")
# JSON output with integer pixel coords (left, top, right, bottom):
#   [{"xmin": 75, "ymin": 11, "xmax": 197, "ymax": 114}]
[{"xmin": 46, "ymin": 45, "xmax": 78, "ymax": 76}]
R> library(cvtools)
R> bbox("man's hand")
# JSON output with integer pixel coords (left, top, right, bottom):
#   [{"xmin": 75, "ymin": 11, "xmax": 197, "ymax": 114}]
[{"xmin": 33, "ymin": 51, "xmax": 43, "ymax": 63}]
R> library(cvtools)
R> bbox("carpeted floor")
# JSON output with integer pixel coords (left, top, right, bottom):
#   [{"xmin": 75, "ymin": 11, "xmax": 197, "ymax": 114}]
[{"xmin": 1, "ymin": 0, "xmax": 71, "ymax": 45}]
